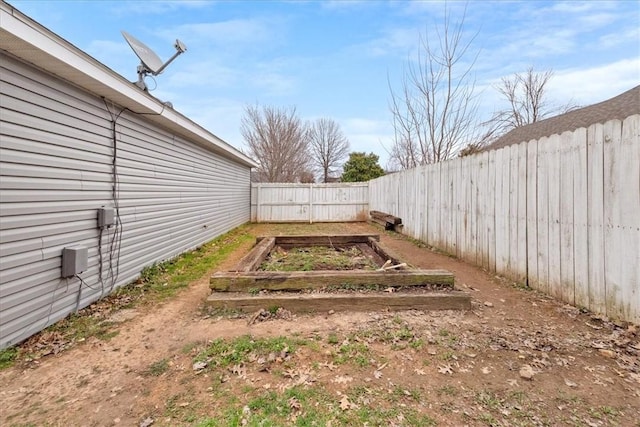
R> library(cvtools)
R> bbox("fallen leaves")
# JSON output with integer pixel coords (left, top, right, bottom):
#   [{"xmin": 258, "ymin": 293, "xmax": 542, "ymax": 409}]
[
  {"xmin": 332, "ymin": 375, "xmax": 353, "ymax": 384},
  {"xmin": 438, "ymin": 364, "xmax": 454, "ymax": 375},
  {"xmin": 192, "ymin": 361, "xmax": 207, "ymax": 372},
  {"xmin": 339, "ymin": 395, "xmax": 358, "ymax": 411}
]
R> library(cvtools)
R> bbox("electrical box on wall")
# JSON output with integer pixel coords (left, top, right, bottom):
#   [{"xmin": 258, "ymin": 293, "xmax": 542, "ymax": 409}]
[
  {"xmin": 98, "ymin": 207, "xmax": 115, "ymax": 228},
  {"xmin": 61, "ymin": 247, "xmax": 88, "ymax": 278}
]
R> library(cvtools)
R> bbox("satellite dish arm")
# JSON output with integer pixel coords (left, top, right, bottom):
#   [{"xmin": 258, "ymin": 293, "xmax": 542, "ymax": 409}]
[{"xmin": 153, "ymin": 40, "xmax": 187, "ymax": 75}]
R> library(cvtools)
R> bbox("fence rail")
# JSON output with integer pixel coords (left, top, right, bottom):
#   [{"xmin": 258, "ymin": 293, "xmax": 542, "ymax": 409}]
[{"xmin": 369, "ymin": 115, "xmax": 640, "ymax": 323}]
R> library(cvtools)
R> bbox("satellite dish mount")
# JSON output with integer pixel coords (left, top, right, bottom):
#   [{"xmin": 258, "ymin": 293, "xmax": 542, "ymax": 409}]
[{"xmin": 121, "ymin": 31, "xmax": 187, "ymax": 91}]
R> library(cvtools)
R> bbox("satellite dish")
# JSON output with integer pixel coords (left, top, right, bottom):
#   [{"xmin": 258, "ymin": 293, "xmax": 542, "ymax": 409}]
[{"xmin": 121, "ymin": 31, "xmax": 187, "ymax": 91}]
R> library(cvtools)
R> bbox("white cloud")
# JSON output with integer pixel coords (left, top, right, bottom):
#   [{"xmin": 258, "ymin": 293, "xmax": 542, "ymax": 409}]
[
  {"xmin": 167, "ymin": 60, "xmax": 239, "ymax": 89},
  {"xmin": 321, "ymin": 0, "xmax": 371, "ymax": 11},
  {"xmin": 548, "ymin": 1, "xmax": 616, "ymax": 14},
  {"xmin": 597, "ymin": 26, "xmax": 640, "ymax": 49},
  {"xmin": 173, "ymin": 96, "xmax": 247, "ymax": 149},
  {"xmin": 88, "ymin": 39, "xmax": 129, "ymax": 56},
  {"xmin": 114, "ymin": 1, "xmax": 211, "ymax": 15},
  {"xmin": 547, "ymin": 58, "xmax": 640, "ymax": 106},
  {"xmin": 339, "ymin": 118, "xmax": 394, "ymax": 166},
  {"xmin": 342, "ymin": 118, "xmax": 388, "ymax": 134},
  {"xmin": 577, "ymin": 12, "xmax": 616, "ymax": 28},
  {"xmin": 250, "ymin": 71, "xmax": 296, "ymax": 97},
  {"xmin": 165, "ymin": 19, "xmax": 276, "ymax": 46},
  {"xmin": 354, "ymin": 27, "xmax": 418, "ymax": 58}
]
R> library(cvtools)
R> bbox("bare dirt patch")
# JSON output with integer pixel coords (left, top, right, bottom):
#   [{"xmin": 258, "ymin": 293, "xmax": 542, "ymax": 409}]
[{"xmin": 1, "ymin": 222, "xmax": 638, "ymax": 427}]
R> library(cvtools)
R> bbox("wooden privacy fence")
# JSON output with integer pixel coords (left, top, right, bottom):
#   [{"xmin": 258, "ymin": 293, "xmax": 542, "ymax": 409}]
[
  {"xmin": 369, "ymin": 115, "xmax": 639, "ymax": 323},
  {"xmin": 251, "ymin": 182, "xmax": 369, "ymax": 223}
]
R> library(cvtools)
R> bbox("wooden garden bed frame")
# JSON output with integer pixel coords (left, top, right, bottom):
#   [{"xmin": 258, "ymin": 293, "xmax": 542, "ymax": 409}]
[{"xmin": 208, "ymin": 234, "xmax": 471, "ymax": 312}]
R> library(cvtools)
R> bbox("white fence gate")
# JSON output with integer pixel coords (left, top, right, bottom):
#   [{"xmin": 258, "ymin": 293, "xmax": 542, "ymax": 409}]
[{"xmin": 251, "ymin": 182, "xmax": 369, "ymax": 223}]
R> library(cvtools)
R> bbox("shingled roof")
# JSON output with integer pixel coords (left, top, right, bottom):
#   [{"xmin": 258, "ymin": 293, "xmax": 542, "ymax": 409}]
[{"xmin": 484, "ymin": 85, "xmax": 640, "ymax": 151}]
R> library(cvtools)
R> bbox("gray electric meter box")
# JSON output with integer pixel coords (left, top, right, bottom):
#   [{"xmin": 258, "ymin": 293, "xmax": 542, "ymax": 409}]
[
  {"xmin": 98, "ymin": 207, "xmax": 115, "ymax": 228},
  {"xmin": 61, "ymin": 247, "xmax": 88, "ymax": 278}
]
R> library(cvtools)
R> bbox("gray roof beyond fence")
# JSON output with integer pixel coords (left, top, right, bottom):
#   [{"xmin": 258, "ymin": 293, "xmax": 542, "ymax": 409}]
[{"xmin": 484, "ymin": 85, "xmax": 640, "ymax": 151}]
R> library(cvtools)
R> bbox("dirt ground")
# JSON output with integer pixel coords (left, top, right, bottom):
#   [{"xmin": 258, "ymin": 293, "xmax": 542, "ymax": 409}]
[{"xmin": 1, "ymin": 222, "xmax": 638, "ymax": 427}]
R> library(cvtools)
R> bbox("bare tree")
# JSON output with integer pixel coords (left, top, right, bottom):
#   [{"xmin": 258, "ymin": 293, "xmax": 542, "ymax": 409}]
[
  {"xmin": 486, "ymin": 67, "xmax": 579, "ymax": 136},
  {"xmin": 241, "ymin": 104, "xmax": 310, "ymax": 183},
  {"xmin": 388, "ymin": 6, "xmax": 482, "ymax": 170},
  {"xmin": 308, "ymin": 118, "xmax": 350, "ymax": 183}
]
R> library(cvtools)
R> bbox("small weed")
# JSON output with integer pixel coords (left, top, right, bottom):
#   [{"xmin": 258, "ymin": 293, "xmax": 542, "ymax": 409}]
[
  {"xmin": 476, "ymin": 391, "xmax": 503, "ymax": 410},
  {"xmin": 181, "ymin": 341, "xmax": 201, "ymax": 354},
  {"xmin": 327, "ymin": 332, "xmax": 339, "ymax": 345},
  {"xmin": 146, "ymin": 358, "xmax": 169, "ymax": 376},
  {"xmin": 478, "ymin": 412, "xmax": 499, "ymax": 425},
  {"xmin": 334, "ymin": 341, "xmax": 371, "ymax": 366},
  {"xmin": 405, "ymin": 410, "xmax": 437, "ymax": 426},
  {"xmin": 590, "ymin": 405, "xmax": 620, "ymax": 420},
  {"xmin": 439, "ymin": 350, "xmax": 456, "ymax": 361},
  {"xmin": 268, "ymin": 305, "xmax": 280, "ymax": 315},
  {"xmin": 437, "ymin": 385, "xmax": 458, "ymax": 396},
  {"xmin": 0, "ymin": 347, "xmax": 18, "ymax": 370},
  {"xmin": 248, "ymin": 287, "xmax": 260, "ymax": 296},
  {"xmin": 556, "ymin": 391, "xmax": 583, "ymax": 405},
  {"xmin": 390, "ymin": 385, "xmax": 421, "ymax": 402},
  {"xmin": 509, "ymin": 390, "xmax": 527, "ymax": 404},
  {"xmin": 410, "ymin": 338, "xmax": 424, "ymax": 349}
]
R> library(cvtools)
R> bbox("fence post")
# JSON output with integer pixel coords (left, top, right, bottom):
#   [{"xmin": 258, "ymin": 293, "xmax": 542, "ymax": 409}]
[
  {"xmin": 309, "ymin": 183, "xmax": 313, "ymax": 224},
  {"xmin": 256, "ymin": 183, "xmax": 261, "ymax": 223}
]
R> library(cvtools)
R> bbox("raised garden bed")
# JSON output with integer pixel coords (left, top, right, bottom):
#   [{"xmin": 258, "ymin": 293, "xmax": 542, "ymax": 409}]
[{"xmin": 208, "ymin": 234, "xmax": 470, "ymax": 313}]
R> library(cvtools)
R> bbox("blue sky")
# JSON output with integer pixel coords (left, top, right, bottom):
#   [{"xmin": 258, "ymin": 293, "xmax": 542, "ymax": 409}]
[{"xmin": 10, "ymin": 0, "xmax": 639, "ymax": 167}]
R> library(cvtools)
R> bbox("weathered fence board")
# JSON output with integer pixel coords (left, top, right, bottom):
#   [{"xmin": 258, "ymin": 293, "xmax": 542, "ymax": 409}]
[
  {"xmin": 536, "ymin": 136, "xmax": 550, "ymax": 295},
  {"xmin": 526, "ymin": 139, "xmax": 538, "ymax": 288},
  {"xmin": 587, "ymin": 122, "xmax": 606, "ymax": 315},
  {"xmin": 573, "ymin": 128, "xmax": 589, "ymax": 309}
]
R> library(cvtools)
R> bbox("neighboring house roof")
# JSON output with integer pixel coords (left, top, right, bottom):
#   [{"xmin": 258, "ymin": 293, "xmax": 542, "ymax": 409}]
[
  {"xmin": 484, "ymin": 85, "xmax": 640, "ymax": 151},
  {"xmin": 0, "ymin": 1, "xmax": 257, "ymax": 168}
]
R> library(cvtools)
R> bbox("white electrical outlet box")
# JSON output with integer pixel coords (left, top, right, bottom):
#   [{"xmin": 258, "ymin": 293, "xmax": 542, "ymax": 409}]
[
  {"xmin": 61, "ymin": 247, "xmax": 88, "ymax": 278},
  {"xmin": 98, "ymin": 207, "xmax": 115, "ymax": 228}
]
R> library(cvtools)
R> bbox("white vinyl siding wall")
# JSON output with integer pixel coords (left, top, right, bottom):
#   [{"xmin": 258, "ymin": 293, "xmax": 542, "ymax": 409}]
[{"xmin": 0, "ymin": 53, "xmax": 251, "ymax": 348}]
